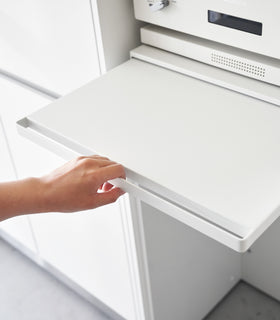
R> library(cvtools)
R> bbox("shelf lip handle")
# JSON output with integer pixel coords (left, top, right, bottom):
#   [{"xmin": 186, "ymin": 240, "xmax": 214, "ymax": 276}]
[
  {"xmin": 17, "ymin": 117, "xmax": 252, "ymax": 253},
  {"xmin": 109, "ymin": 177, "xmax": 250, "ymax": 252}
]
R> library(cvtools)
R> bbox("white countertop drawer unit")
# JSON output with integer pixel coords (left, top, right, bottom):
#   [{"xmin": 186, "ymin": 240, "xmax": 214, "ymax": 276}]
[{"xmin": 18, "ymin": 47, "xmax": 280, "ymax": 253}]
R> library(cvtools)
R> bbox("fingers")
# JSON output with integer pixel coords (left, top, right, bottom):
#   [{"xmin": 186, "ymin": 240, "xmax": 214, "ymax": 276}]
[
  {"xmin": 78, "ymin": 155, "xmax": 110, "ymax": 161},
  {"xmin": 95, "ymin": 187, "xmax": 125, "ymax": 206},
  {"xmin": 99, "ymin": 182, "xmax": 114, "ymax": 192},
  {"xmin": 80, "ymin": 155, "xmax": 125, "ymax": 181},
  {"xmin": 96, "ymin": 163, "xmax": 126, "ymax": 185},
  {"xmin": 77, "ymin": 155, "xmax": 126, "ymax": 195},
  {"xmin": 95, "ymin": 159, "xmax": 117, "ymax": 168},
  {"xmin": 78, "ymin": 155, "xmax": 117, "ymax": 169}
]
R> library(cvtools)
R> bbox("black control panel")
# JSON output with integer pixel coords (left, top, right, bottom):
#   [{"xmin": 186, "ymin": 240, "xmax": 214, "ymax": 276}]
[{"xmin": 208, "ymin": 10, "xmax": 262, "ymax": 36}]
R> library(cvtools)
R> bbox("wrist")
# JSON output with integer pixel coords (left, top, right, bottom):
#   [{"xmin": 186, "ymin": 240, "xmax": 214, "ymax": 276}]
[{"xmin": 30, "ymin": 176, "xmax": 51, "ymax": 214}]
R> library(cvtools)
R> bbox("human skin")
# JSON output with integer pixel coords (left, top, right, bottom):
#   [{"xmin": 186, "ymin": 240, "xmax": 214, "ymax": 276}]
[{"xmin": 0, "ymin": 155, "xmax": 126, "ymax": 222}]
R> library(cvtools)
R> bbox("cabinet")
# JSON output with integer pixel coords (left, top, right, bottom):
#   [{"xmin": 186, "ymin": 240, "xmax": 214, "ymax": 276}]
[
  {"xmin": 0, "ymin": 76, "xmax": 57, "ymax": 180},
  {"xmin": 0, "ymin": 74, "xmax": 135, "ymax": 319},
  {"xmin": 0, "ymin": 115, "xmax": 37, "ymax": 253},
  {"xmin": 0, "ymin": 0, "xmax": 100, "ymax": 95},
  {"xmin": 0, "ymin": 114, "xmax": 35, "ymax": 253},
  {"xmin": 30, "ymin": 203, "xmax": 135, "ymax": 320},
  {"xmin": 0, "ymin": 74, "xmax": 49, "ymax": 253},
  {"xmin": 0, "ymin": 0, "xmax": 141, "ymax": 96},
  {"xmin": 0, "ymin": 1, "xmax": 141, "ymax": 319},
  {"xmin": 140, "ymin": 202, "xmax": 240, "ymax": 320},
  {"xmin": 92, "ymin": 0, "xmax": 142, "ymax": 72},
  {"xmin": 0, "ymin": 115, "xmax": 15, "ymax": 182},
  {"xmin": 17, "ymin": 46, "xmax": 280, "ymax": 319}
]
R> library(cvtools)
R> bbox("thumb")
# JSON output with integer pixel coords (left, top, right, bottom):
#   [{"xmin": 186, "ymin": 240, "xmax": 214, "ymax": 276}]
[{"xmin": 95, "ymin": 187, "xmax": 125, "ymax": 206}]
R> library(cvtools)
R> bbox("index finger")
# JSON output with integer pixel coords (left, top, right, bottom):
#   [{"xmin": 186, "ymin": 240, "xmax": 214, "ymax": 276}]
[{"xmin": 96, "ymin": 163, "xmax": 126, "ymax": 185}]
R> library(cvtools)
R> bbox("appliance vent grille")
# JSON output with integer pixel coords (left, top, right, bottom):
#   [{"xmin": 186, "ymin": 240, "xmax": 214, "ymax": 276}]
[{"xmin": 211, "ymin": 53, "xmax": 266, "ymax": 78}]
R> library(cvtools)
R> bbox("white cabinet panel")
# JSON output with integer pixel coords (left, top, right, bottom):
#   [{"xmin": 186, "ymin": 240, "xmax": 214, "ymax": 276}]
[
  {"xmin": 141, "ymin": 202, "xmax": 241, "ymax": 320},
  {"xmin": 0, "ymin": 75, "xmax": 134, "ymax": 319},
  {"xmin": 242, "ymin": 217, "xmax": 280, "ymax": 302},
  {"xmin": 0, "ymin": 75, "xmax": 53, "ymax": 252},
  {"xmin": 31, "ymin": 204, "xmax": 135, "ymax": 320},
  {"xmin": 0, "ymin": 75, "xmax": 57, "ymax": 179},
  {"xmin": 0, "ymin": 115, "xmax": 37, "ymax": 253},
  {"xmin": 92, "ymin": 0, "xmax": 142, "ymax": 72},
  {"xmin": 0, "ymin": 215, "xmax": 37, "ymax": 253},
  {"xmin": 0, "ymin": 0, "xmax": 100, "ymax": 95},
  {"xmin": 0, "ymin": 116, "xmax": 15, "ymax": 182}
]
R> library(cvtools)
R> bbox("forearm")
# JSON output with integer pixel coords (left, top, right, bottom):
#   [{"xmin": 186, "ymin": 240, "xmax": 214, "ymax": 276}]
[
  {"xmin": 0, "ymin": 156, "xmax": 125, "ymax": 222},
  {"xmin": 0, "ymin": 178, "xmax": 46, "ymax": 221}
]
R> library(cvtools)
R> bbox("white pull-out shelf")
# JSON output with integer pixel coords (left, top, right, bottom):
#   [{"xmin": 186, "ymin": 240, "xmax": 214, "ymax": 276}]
[{"xmin": 17, "ymin": 46, "xmax": 280, "ymax": 252}]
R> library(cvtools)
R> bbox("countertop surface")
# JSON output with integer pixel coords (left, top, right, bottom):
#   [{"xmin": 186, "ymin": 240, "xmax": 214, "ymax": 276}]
[{"xmin": 27, "ymin": 57, "xmax": 280, "ymax": 240}]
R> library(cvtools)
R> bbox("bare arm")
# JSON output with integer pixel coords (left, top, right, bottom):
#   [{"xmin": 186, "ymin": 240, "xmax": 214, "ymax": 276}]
[{"xmin": 0, "ymin": 155, "xmax": 126, "ymax": 222}]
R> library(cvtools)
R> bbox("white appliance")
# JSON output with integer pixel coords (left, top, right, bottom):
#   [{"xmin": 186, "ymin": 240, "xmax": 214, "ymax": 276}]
[
  {"xmin": 17, "ymin": 0, "xmax": 280, "ymax": 254},
  {"xmin": 134, "ymin": 0, "xmax": 280, "ymax": 60}
]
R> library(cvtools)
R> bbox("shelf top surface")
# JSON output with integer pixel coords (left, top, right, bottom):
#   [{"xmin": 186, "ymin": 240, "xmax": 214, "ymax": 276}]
[{"xmin": 28, "ymin": 56, "xmax": 280, "ymax": 238}]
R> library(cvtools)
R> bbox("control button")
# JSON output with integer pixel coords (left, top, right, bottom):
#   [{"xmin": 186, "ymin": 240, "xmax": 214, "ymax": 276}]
[{"xmin": 149, "ymin": 0, "xmax": 169, "ymax": 12}]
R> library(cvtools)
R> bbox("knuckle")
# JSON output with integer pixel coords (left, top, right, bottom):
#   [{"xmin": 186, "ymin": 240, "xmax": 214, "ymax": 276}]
[
  {"xmin": 76, "ymin": 156, "xmax": 86, "ymax": 162},
  {"xmin": 117, "ymin": 165, "xmax": 126, "ymax": 178},
  {"xmin": 95, "ymin": 154, "xmax": 109, "ymax": 160},
  {"xmin": 79, "ymin": 158, "xmax": 93, "ymax": 168}
]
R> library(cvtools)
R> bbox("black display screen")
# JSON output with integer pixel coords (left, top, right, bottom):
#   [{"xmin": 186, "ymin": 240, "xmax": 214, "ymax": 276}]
[{"xmin": 208, "ymin": 10, "xmax": 262, "ymax": 36}]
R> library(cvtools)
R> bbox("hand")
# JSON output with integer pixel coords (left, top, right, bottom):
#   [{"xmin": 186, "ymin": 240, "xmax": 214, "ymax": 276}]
[{"xmin": 39, "ymin": 155, "xmax": 126, "ymax": 213}]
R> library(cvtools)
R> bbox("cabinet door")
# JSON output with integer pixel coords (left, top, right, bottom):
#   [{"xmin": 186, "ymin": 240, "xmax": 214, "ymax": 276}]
[
  {"xmin": 0, "ymin": 75, "xmax": 135, "ymax": 319},
  {"xmin": 0, "ymin": 116, "xmax": 15, "ymax": 182},
  {"xmin": 0, "ymin": 75, "xmax": 57, "ymax": 179},
  {"xmin": 30, "ymin": 203, "xmax": 135, "ymax": 320},
  {"xmin": 0, "ymin": 0, "xmax": 100, "ymax": 95},
  {"xmin": 0, "ymin": 74, "xmax": 53, "ymax": 252},
  {"xmin": 0, "ymin": 114, "xmax": 38, "ymax": 252}
]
